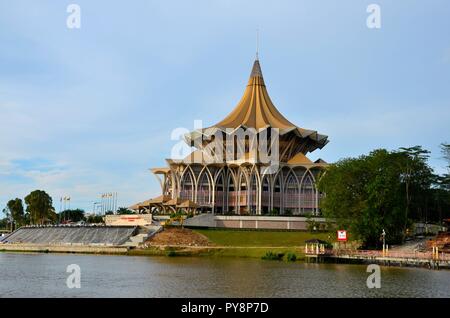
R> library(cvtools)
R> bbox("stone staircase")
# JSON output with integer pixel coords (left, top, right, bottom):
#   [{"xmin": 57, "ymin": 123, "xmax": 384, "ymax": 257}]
[{"xmin": 121, "ymin": 225, "xmax": 163, "ymax": 247}]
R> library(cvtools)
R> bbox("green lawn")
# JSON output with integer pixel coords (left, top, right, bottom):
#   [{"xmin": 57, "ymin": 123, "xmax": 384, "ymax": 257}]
[
  {"xmin": 193, "ymin": 229, "xmax": 334, "ymax": 247},
  {"xmin": 203, "ymin": 247, "xmax": 307, "ymax": 259},
  {"xmin": 131, "ymin": 245, "xmax": 308, "ymax": 259}
]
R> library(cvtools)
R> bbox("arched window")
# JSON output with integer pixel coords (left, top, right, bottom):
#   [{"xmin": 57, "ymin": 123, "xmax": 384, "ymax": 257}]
[
  {"xmin": 261, "ymin": 176, "xmax": 270, "ymax": 213},
  {"xmin": 215, "ymin": 172, "xmax": 225, "ymax": 213},
  {"xmin": 284, "ymin": 173, "xmax": 299, "ymax": 215},
  {"xmin": 238, "ymin": 173, "xmax": 248, "ymax": 214},
  {"xmin": 197, "ymin": 172, "xmax": 211, "ymax": 206},
  {"xmin": 180, "ymin": 171, "xmax": 194, "ymax": 201},
  {"xmin": 249, "ymin": 173, "xmax": 258, "ymax": 215},
  {"xmin": 272, "ymin": 175, "xmax": 282, "ymax": 214},
  {"xmin": 301, "ymin": 174, "xmax": 315, "ymax": 214},
  {"xmin": 227, "ymin": 173, "xmax": 237, "ymax": 212}
]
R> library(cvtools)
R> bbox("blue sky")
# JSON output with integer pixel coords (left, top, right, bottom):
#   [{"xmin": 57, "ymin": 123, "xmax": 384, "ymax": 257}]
[{"xmin": 1, "ymin": 0, "xmax": 449, "ymax": 214}]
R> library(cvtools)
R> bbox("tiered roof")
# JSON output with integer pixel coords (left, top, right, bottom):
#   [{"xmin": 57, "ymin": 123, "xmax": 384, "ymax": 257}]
[{"xmin": 185, "ymin": 59, "xmax": 328, "ymax": 156}]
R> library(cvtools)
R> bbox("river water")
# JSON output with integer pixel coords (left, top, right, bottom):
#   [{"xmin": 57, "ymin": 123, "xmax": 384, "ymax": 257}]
[{"xmin": 0, "ymin": 252, "xmax": 449, "ymax": 297}]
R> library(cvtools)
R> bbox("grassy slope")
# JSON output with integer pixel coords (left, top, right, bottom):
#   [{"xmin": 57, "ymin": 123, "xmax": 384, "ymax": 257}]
[
  {"xmin": 135, "ymin": 229, "xmax": 338, "ymax": 259},
  {"xmin": 193, "ymin": 229, "xmax": 334, "ymax": 247},
  {"xmin": 131, "ymin": 245, "xmax": 308, "ymax": 259}
]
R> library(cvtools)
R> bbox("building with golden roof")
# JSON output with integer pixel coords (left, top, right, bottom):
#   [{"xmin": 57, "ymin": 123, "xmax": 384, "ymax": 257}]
[{"xmin": 136, "ymin": 58, "xmax": 329, "ymax": 216}]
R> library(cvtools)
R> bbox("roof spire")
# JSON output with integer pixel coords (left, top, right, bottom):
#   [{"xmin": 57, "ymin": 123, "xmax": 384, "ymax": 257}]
[
  {"xmin": 256, "ymin": 28, "xmax": 259, "ymax": 60},
  {"xmin": 250, "ymin": 59, "xmax": 263, "ymax": 79}
]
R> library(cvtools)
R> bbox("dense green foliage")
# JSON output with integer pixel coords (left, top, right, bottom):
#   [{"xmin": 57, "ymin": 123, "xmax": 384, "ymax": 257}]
[
  {"xmin": 86, "ymin": 215, "xmax": 104, "ymax": 224},
  {"xmin": 439, "ymin": 143, "xmax": 450, "ymax": 191},
  {"xmin": 261, "ymin": 251, "xmax": 285, "ymax": 260},
  {"xmin": 116, "ymin": 207, "xmax": 135, "ymax": 215},
  {"xmin": 286, "ymin": 252, "xmax": 297, "ymax": 262},
  {"xmin": 24, "ymin": 190, "xmax": 56, "ymax": 225},
  {"xmin": 0, "ymin": 217, "xmax": 8, "ymax": 230},
  {"xmin": 1, "ymin": 189, "xmax": 108, "ymax": 227},
  {"xmin": 58, "ymin": 209, "xmax": 85, "ymax": 223},
  {"xmin": 318, "ymin": 146, "xmax": 449, "ymax": 248},
  {"xmin": 6, "ymin": 198, "xmax": 26, "ymax": 229}
]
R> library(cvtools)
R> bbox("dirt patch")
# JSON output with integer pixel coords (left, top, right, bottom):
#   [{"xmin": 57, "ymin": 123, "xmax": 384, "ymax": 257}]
[{"xmin": 145, "ymin": 227, "xmax": 212, "ymax": 247}]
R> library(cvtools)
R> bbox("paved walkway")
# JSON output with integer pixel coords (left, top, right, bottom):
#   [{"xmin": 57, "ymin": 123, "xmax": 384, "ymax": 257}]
[{"xmin": 389, "ymin": 238, "xmax": 429, "ymax": 252}]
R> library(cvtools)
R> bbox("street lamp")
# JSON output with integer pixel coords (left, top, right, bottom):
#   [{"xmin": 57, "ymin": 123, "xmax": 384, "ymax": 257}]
[{"xmin": 381, "ymin": 229, "xmax": 386, "ymax": 256}]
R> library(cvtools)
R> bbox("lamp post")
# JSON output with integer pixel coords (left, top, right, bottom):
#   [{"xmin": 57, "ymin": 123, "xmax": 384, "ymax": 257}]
[{"xmin": 381, "ymin": 229, "xmax": 386, "ymax": 256}]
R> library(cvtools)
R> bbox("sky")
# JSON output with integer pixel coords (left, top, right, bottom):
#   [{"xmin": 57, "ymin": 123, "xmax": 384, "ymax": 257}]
[{"xmin": 1, "ymin": 0, "xmax": 449, "ymax": 215}]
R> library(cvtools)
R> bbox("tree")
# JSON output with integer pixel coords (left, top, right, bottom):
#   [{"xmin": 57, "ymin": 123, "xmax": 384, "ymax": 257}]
[
  {"xmin": 24, "ymin": 190, "xmax": 56, "ymax": 225},
  {"xmin": 318, "ymin": 148, "xmax": 434, "ymax": 248},
  {"xmin": 7, "ymin": 198, "xmax": 25, "ymax": 228},
  {"xmin": 440, "ymin": 143, "xmax": 450, "ymax": 191},
  {"xmin": 1, "ymin": 207, "xmax": 13, "ymax": 231},
  {"xmin": 431, "ymin": 143, "xmax": 450, "ymax": 223},
  {"xmin": 0, "ymin": 217, "xmax": 8, "ymax": 230},
  {"xmin": 86, "ymin": 215, "xmax": 104, "ymax": 224},
  {"xmin": 116, "ymin": 207, "xmax": 135, "ymax": 215},
  {"xmin": 58, "ymin": 209, "xmax": 85, "ymax": 223},
  {"xmin": 397, "ymin": 146, "xmax": 434, "ymax": 234},
  {"xmin": 169, "ymin": 210, "xmax": 186, "ymax": 229},
  {"xmin": 441, "ymin": 143, "xmax": 450, "ymax": 168}
]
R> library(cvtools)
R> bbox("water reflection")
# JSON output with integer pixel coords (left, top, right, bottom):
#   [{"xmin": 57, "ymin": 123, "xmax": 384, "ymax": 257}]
[{"xmin": 0, "ymin": 253, "xmax": 449, "ymax": 297}]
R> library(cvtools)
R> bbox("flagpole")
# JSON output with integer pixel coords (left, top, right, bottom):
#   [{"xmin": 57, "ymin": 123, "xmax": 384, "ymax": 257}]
[{"xmin": 115, "ymin": 192, "xmax": 118, "ymax": 214}]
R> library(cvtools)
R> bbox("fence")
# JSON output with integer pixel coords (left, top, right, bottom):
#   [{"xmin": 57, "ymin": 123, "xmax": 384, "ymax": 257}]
[{"xmin": 331, "ymin": 249, "xmax": 450, "ymax": 261}]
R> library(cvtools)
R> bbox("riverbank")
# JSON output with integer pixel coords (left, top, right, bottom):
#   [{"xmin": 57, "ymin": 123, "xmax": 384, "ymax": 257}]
[
  {"xmin": 0, "ymin": 243, "xmax": 306, "ymax": 260},
  {"xmin": 0, "ymin": 244, "xmax": 128, "ymax": 255},
  {"xmin": 130, "ymin": 245, "xmax": 306, "ymax": 259},
  {"xmin": 0, "ymin": 227, "xmax": 325, "ymax": 259},
  {"xmin": 139, "ymin": 227, "xmax": 331, "ymax": 259},
  {"xmin": 2, "ymin": 228, "xmax": 449, "ymax": 270}
]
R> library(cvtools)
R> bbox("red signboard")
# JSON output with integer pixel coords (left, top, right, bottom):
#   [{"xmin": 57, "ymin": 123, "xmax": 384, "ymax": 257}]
[{"xmin": 337, "ymin": 230, "xmax": 347, "ymax": 241}]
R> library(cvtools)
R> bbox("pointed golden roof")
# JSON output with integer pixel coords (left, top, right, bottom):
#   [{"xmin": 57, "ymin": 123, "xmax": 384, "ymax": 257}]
[
  {"xmin": 214, "ymin": 59, "xmax": 297, "ymax": 130},
  {"xmin": 184, "ymin": 58, "xmax": 328, "ymax": 153},
  {"xmin": 287, "ymin": 152, "xmax": 313, "ymax": 165}
]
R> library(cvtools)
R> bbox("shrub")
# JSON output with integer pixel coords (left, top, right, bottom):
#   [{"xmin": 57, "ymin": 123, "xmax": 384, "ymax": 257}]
[
  {"xmin": 286, "ymin": 253, "xmax": 297, "ymax": 262},
  {"xmin": 269, "ymin": 209, "xmax": 279, "ymax": 216},
  {"xmin": 261, "ymin": 251, "xmax": 284, "ymax": 260},
  {"xmin": 165, "ymin": 248, "xmax": 177, "ymax": 257},
  {"xmin": 306, "ymin": 216, "xmax": 320, "ymax": 232}
]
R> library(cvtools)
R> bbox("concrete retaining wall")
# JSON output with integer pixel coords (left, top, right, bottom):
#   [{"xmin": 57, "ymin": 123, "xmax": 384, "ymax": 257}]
[
  {"xmin": 0, "ymin": 244, "xmax": 128, "ymax": 254},
  {"xmin": 105, "ymin": 214, "xmax": 152, "ymax": 226},
  {"xmin": 185, "ymin": 214, "xmax": 326, "ymax": 230}
]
